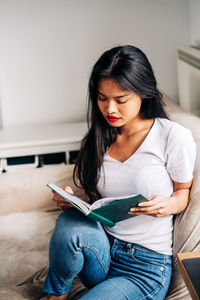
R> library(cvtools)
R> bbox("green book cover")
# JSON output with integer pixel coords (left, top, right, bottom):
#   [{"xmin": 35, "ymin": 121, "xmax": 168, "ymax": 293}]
[{"xmin": 47, "ymin": 183, "xmax": 148, "ymax": 227}]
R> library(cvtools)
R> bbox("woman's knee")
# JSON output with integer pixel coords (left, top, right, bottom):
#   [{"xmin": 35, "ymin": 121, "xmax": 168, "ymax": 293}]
[
  {"xmin": 51, "ymin": 208, "xmax": 108, "ymax": 249},
  {"xmin": 55, "ymin": 209, "xmax": 101, "ymax": 235}
]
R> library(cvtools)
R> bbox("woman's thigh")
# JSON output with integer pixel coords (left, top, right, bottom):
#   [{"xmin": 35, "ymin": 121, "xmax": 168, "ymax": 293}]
[{"xmin": 79, "ymin": 238, "xmax": 172, "ymax": 300}]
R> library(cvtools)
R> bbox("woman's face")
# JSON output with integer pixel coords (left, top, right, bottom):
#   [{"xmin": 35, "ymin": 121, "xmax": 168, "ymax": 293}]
[{"xmin": 97, "ymin": 78, "xmax": 143, "ymax": 128}]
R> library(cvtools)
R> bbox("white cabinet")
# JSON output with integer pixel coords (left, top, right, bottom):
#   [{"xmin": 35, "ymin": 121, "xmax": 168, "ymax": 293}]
[{"xmin": 0, "ymin": 122, "xmax": 87, "ymax": 172}]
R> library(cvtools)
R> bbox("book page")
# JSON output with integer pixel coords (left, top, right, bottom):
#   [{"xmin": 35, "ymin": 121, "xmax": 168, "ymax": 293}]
[
  {"xmin": 91, "ymin": 194, "xmax": 137, "ymax": 210},
  {"xmin": 47, "ymin": 183, "xmax": 91, "ymax": 214}
]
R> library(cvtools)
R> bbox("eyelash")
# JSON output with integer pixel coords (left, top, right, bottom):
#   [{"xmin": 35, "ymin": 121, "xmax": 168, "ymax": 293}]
[
  {"xmin": 98, "ymin": 97, "xmax": 107, "ymax": 101},
  {"xmin": 98, "ymin": 97, "xmax": 127, "ymax": 104}
]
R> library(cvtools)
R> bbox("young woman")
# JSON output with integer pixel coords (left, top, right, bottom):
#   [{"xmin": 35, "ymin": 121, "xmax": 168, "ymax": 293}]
[{"xmin": 41, "ymin": 45, "xmax": 196, "ymax": 300}]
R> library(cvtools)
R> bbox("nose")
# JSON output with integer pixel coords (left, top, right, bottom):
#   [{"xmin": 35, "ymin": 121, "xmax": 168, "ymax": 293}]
[{"xmin": 106, "ymin": 100, "xmax": 118, "ymax": 114}]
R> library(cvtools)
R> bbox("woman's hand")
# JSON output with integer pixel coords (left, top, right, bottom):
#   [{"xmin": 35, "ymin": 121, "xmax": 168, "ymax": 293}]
[
  {"xmin": 129, "ymin": 195, "xmax": 171, "ymax": 218},
  {"xmin": 52, "ymin": 186, "xmax": 74, "ymax": 210},
  {"xmin": 129, "ymin": 181, "xmax": 192, "ymax": 217}
]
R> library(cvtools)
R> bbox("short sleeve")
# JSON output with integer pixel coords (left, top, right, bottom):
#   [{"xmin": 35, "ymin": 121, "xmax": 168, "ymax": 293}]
[{"xmin": 166, "ymin": 124, "xmax": 196, "ymax": 183}]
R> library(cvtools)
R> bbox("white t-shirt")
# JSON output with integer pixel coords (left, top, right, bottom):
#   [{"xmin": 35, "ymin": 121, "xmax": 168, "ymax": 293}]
[{"xmin": 97, "ymin": 118, "xmax": 196, "ymax": 255}]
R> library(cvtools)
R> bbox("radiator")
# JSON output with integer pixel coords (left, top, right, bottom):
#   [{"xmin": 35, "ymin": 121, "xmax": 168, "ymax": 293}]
[{"xmin": 177, "ymin": 46, "xmax": 200, "ymax": 116}]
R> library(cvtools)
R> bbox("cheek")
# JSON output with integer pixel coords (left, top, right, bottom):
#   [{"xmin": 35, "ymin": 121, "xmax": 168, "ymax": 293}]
[{"xmin": 123, "ymin": 102, "xmax": 141, "ymax": 117}]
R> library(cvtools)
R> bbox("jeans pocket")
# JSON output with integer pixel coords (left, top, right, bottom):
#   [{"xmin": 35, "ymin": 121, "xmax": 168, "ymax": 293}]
[{"xmin": 130, "ymin": 248, "xmax": 165, "ymax": 271}]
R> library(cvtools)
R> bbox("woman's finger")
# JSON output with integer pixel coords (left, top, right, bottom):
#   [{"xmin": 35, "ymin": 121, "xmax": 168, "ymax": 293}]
[
  {"xmin": 63, "ymin": 186, "xmax": 74, "ymax": 194},
  {"xmin": 51, "ymin": 186, "xmax": 74, "ymax": 209}
]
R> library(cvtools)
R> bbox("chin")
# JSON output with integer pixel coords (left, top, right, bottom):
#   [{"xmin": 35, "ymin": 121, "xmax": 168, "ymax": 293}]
[{"xmin": 108, "ymin": 122, "xmax": 123, "ymax": 128}]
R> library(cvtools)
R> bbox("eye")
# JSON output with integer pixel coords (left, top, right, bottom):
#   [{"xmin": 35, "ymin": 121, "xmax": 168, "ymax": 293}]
[
  {"xmin": 98, "ymin": 96, "xmax": 107, "ymax": 101},
  {"xmin": 116, "ymin": 99, "xmax": 128, "ymax": 104}
]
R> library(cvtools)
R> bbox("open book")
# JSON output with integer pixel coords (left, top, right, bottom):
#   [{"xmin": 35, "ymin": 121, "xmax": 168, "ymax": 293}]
[{"xmin": 47, "ymin": 183, "xmax": 148, "ymax": 227}]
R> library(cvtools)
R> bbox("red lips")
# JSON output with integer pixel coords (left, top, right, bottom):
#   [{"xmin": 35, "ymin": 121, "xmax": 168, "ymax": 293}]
[{"xmin": 106, "ymin": 116, "xmax": 120, "ymax": 122}]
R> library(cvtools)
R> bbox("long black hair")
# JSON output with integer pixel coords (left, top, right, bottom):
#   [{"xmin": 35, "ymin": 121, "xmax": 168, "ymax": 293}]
[{"xmin": 73, "ymin": 45, "xmax": 169, "ymax": 203}]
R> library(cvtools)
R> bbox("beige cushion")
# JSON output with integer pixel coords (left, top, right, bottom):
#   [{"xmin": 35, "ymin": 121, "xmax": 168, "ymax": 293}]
[
  {"xmin": 0, "ymin": 164, "xmax": 84, "ymax": 216},
  {"xmin": 0, "ymin": 164, "xmax": 87, "ymax": 299},
  {"xmin": 163, "ymin": 91, "xmax": 200, "ymax": 144}
]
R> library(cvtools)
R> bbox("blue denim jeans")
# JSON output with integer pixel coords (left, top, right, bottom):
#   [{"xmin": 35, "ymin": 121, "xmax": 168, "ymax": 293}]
[{"xmin": 43, "ymin": 209, "xmax": 172, "ymax": 299}]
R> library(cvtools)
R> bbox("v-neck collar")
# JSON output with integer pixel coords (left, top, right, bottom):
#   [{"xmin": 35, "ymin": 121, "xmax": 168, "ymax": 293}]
[{"xmin": 106, "ymin": 118, "xmax": 157, "ymax": 164}]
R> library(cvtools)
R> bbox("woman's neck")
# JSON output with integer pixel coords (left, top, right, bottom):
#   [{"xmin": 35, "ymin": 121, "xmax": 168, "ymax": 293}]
[{"xmin": 119, "ymin": 118, "xmax": 155, "ymax": 138}]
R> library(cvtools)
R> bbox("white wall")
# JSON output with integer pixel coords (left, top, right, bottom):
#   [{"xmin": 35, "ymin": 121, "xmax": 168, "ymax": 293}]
[
  {"xmin": 0, "ymin": 0, "xmax": 190, "ymax": 128},
  {"xmin": 0, "ymin": 85, "xmax": 2, "ymax": 128},
  {"xmin": 189, "ymin": 0, "xmax": 200, "ymax": 46}
]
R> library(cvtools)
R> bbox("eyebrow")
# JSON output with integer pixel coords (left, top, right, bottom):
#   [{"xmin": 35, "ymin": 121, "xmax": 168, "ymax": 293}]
[{"xmin": 97, "ymin": 91, "xmax": 129, "ymax": 98}]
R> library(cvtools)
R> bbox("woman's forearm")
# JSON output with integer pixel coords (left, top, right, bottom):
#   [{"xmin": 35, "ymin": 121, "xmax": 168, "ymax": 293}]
[{"xmin": 169, "ymin": 189, "xmax": 190, "ymax": 214}]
